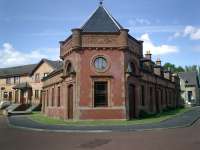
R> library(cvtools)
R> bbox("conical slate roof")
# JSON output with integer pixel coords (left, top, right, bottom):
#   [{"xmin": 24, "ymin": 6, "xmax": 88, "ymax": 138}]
[{"xmin": 81, "ymin": 5, "xmax": 123, "ymax": 33}]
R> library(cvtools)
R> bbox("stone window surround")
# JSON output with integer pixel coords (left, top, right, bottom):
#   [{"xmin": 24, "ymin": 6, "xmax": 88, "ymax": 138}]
[
  {"xmin": 91, "ymin": 76, "xmax": 112, "ymax": 108},
  {"xmin": 90, "ymin": 54, "xmax": 111, "ymax": 73},
  {"xmin": 64, "ymin": 60, "xmax": 75, "ymax": 77},
  {"xmin": 94, "ymin": 57, "xmax": 108, "ymax": 71},
  {"xmin": 127, "ymin": 59, "xmax": 139, "ymax": 76}
]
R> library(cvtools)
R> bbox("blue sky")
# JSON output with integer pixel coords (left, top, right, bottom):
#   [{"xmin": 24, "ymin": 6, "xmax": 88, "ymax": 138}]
[{"xmin": 0, "ymin": 0, "xmax": 200, "ymax": 67}]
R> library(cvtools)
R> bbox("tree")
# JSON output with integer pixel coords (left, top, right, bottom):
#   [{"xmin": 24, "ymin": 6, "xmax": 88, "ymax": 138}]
[
  {"xmin": 163, "ymin": 63, "xmax": 176, "ymax": 72},
  {"xmin": 185, "ymin": 65, "xmax": 198, "ymax": 72},
  {"xmin": 175, "ymin": 66, "xmax": 185, "ymax": 73},
  {"xmin": 163, "ymin": 63, "xmax": 185, "ymax": 73}
]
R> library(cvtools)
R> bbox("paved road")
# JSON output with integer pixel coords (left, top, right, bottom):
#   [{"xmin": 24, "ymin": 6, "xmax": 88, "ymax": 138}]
[{"xmin": 1, "ymin": 116, "xmax": 200, "ymax": 150}]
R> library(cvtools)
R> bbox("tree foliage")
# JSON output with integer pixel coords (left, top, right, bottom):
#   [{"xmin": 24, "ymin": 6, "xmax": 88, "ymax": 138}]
[{"xmin": 163, "ymin": 63, "xmax": 185, "ymax": 73}]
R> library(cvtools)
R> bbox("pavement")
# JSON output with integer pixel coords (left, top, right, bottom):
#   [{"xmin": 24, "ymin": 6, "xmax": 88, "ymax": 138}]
[
  {"xmin": 7, "ymin": 107, "xmax": 200, "ymax": 132},
  {"xmin": 1, "ymin": 111, "xmax": 200, "ymax": 150}
]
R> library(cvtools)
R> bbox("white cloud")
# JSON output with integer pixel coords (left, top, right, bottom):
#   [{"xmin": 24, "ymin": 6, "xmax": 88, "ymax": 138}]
[
  {"xmin": 140, "ymin": 33, "xmax": 179, "ymax": 55},
  {"xmin": 173, "ymin": 25, "xmax": 200, "ymax": 40},
  {"xmin": 0, "ymin": 43, "xmax": 59, "ymax": 68}
]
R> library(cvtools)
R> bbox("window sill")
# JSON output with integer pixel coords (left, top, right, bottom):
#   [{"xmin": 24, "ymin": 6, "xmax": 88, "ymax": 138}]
[{"xmin": 92, "ymin": 106, "xmax": 112, "ymax": 110}]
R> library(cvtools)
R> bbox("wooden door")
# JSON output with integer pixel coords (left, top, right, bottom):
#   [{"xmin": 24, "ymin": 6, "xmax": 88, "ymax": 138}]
[
  {"xmin": 128, "ymin": 84, "xmax": 136, "ymax": 119},
  {"xmin": 68, "ymin": 85, "xmax": 73, "ymax": 119}
]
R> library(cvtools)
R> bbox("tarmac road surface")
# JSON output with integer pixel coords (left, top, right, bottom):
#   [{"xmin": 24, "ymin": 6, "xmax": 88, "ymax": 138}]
[{"xmin": 1, "ymin": 116, "xmax": 200, "ymax": 150}]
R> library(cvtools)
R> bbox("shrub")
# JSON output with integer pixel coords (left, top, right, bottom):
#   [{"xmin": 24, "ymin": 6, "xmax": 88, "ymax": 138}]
[{"xmin": 139, "ymin": 109, "xmax": 155, "ymax": 118}]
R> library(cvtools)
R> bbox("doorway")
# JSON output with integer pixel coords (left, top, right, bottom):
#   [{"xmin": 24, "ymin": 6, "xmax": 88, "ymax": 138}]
[
  {"xmin": 128, "ymin": 84, "xmax": 136, "ymax": 119},
  {"xmin": 68, "ymin": 84, "xmax": 73, "ymax": 119},
  {"xmin": 8, "ymin": 92, "xmax": 12, "ymax": 101}
]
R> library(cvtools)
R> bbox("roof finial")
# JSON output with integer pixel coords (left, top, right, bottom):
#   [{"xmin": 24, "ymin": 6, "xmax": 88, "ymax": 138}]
[{"xmin": 99, "ymin": 0, "xmax": 103, "ymax": 6}]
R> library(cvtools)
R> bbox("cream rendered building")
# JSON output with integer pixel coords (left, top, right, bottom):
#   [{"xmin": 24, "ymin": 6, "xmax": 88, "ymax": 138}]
[
  {"xmin": 179, "ymin": 72, "xmax": 200, "ymax": 106},
  {"xmin": 0, "ymin": 59, "xmax": 62, "ymax": 107}
]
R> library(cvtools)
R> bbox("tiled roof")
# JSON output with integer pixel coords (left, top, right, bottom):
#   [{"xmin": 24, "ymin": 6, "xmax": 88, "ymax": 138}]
[
  {"xmin": 30, "ymin": 59, "xmax": 63, "ymax": 76},
  {"xmin": 179, "ymin": 72, "xmax": 199, "ymax": 87},
  {"xmin": 0, "ymin": 64, "xmax": 37, "ymax": 78},
  {"xmin": 43, "ymin": 59, "xmax": 63, "ymax": 70},
  {"xmin": 0, "ymin": 59, "xmax": 63, "ymax": 78},
  {"xmin": 81, "ymin": 5, "xmax": 123, "ymax": 33}
]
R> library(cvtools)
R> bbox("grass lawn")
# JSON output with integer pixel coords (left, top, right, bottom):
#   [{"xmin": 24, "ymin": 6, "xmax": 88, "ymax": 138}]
[{"xmin": 29, "ymin": 107, "xmax": 191, "ymax": 126}]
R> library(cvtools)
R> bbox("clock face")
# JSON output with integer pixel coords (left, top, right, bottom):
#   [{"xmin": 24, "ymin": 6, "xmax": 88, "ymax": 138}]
[{"xmin": 94, "ymin": 57, "xmax": 107, "ymax": 71}]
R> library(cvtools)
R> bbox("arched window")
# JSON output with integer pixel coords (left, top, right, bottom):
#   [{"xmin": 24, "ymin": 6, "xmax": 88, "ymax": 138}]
[
  {"xmin": 127, "ymin": 62, "xmax": 136, "ymax": 74},
  {"xmin": 67, "ymin": 63, "xmax": 72, "ymax": 74},
  {"xmin": 65, "ymin": 60, "xmax": 75, "ymax": 76}
]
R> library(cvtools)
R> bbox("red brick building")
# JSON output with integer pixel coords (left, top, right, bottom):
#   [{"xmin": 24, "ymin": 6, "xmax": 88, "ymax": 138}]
[{"xmin": 42, "ymin": 3, "xmax": 181, "ymax": 120}]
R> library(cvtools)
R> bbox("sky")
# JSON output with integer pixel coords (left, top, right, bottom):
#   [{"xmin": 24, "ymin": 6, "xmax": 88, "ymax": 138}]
[{"xmin": 0, "ymin": 0, "xmax": 200, "ymax": 68}]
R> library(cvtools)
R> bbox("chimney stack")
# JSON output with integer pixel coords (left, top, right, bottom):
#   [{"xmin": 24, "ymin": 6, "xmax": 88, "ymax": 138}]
[
  {"xmin": 164, "ymin": 69, "xmax": 172, "ymax": 80},
  {"xmin": 156, "ymin": 58, "xmax": 161, "ymax": 66},
  {"xmin": 154, "ymin": 58, "xmax": 163, "ymax": 76},
  {"xmin": 145, "ymin": 50, "xmax": 152, "ymax": 60}
]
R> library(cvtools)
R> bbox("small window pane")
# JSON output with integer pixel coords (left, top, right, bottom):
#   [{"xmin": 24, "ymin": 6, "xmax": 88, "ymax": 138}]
[
  {"xmin": 94, "ymin": 82, "xmax": 108, "ymax": 107},
  {"xmin": 94, "ymin": 57, "xmax": 107, "ymax": 71}
]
